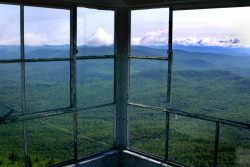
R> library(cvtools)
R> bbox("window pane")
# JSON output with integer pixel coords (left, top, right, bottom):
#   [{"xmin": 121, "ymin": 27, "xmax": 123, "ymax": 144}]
[
  {"xmin": 0, "ymin": 63, "xmax": 21, "ymax": 117},
  {"xmin": 169, "ymin": 115, "xmax": 214, "ymax": 166},
  {"xmin": 77, "ymin": 7, "xmax": 114, "ymax": 56},
  {"xmin": 129, "ymin": 106, "xmax": 165, "ymax": 158},
  {"xmin": 0, "ymin": 122, "xmax": 24, "ymax": 167},
  {"xmin": 77, "ymin": 106, "xmax": 113, "ymax": 157},
  {"xmin": 24, "ymin": 6, "xmax": 70, "ymax": 58},
  {"xmin": 0, "ymin": 4, "xmax": 20, "ymax": 59},
  {"xmin": 218, "ymin": 125, "xmax": 250, "ymax": 167},
  {"xmin": 77, "ymin": 59, "xmax": 114, "ymax": 108},
  {"xmin": 26, "ymin": 61, "xmax": 70, "ymax": 113},
  {"xmin": 172, "ymin": 7, "xmax": 250, "ymax": 123},
  {"xmin": 131, "ymin": 8, "xmax": 169, "ymax": 57},
  {"xmin": 130, "ymin": 59, "xmax": 167, "ymax": 108},
  {"xmin": 28, "ymin": 113, "xmax": 74, "ymax": 166}
]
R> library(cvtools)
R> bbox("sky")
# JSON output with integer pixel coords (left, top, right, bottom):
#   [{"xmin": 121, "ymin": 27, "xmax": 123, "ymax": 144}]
[{"xmin": 0, "ymin": 4, "xmax": 250, "ymax": 48}]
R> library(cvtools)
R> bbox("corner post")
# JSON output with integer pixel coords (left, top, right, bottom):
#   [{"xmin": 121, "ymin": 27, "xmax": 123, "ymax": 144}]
[
  {"xmin": 114, "ymin": 8, "xmax": 131, "ymax": 149},
  {"xmin": 70, "ymin": 5, "xmax": 77, "ymax": 160}
]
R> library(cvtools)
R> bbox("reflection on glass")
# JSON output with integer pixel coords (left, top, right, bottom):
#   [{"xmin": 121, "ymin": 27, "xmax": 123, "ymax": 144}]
[
  {"xmin": 129, "ymin": 106, "xmax": 165, "ymax": 158},
  {"xmin": 0, "ymin": 122, "xmax": 24, "ymax": 166},
  {"xmin": 24, "ymin": 6, "xmax": 70, "ymax": 58},
  {"xmin": 169, "ymin": 115, "xmax": 214, "ymax": 166},
  {"xmin": 77, "ymin": 7, "xmax": 114, "ymax": 56},
  {"xmin": 77, "ymin": 59, "xmax": 114, "ymax": 108},
  {"xmin": 26, "ymin": 61, "xmax": 70, "ymax": 113},
  {"xmin": 131, "ymin": 8, "xmax": 169, "ymax": 57},
  {"xmin": 0, "ymin": 63, "xmax": 21, "ymax": 117},
  {"xmin": 130, "ymin": 59, "xmax": 167, "ymax": 108},
  {"xmin": 218, "ymin": 125, "xmax": 250, "ymax": 167},
  {"xmin": 77, "ymin": 106, "xmax": 113, "ymax": 157},
  {"xmin": 172, "ymin": 7, "xmax": 250, "ymax": 123},
  {"xmin": 28, "ymin": 114, "xmax": 74, "ymax": 166},
  {"xmin": 0, "ymin": 4, "xmax": 20, "ymax": 59}
]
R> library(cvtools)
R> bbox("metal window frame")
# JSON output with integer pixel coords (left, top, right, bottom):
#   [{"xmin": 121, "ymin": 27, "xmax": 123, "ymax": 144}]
[
  {"xmin": 1, "ymin": 2, "xmax": 250, "ymax": 167},
  {"xmin": 128, "ymin": 6, "xmax": 250, "ymax": 167},
  {"xmin": 0, "ymin": 3, "xmax": 116, "ymax": 167}
]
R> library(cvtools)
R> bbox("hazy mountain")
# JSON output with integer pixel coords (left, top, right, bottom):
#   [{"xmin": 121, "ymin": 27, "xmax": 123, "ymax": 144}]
[
  {"xmin": 0, "ymin": 44, "xmax": 249, "ymax": 77},
  {"xmin": 147, "ymin": 44, "xmax": 250, "ymax": 57}
]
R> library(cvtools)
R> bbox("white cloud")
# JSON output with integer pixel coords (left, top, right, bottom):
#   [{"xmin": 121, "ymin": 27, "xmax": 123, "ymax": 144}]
[
  {"xmin": 131, "ymin": 29, "xmax": 168, "ymax": 45},
  {"xmin": 173, "ymin": 36, "xmax": 250, "ymax": 48},
  {"xmin": 87, "ymin": 28, "xmax": 113, "ymax": 46},
  {"xmin": 24, "ymin": 33, "xmax": 49, "ymax": 46},
  {"xmin": 131, "ymin": 38, "xmax": 141, "ymax": 45}
]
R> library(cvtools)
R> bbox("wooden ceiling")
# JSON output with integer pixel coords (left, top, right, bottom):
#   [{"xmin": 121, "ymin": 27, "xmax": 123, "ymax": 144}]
[{"xmin": 0, "ymin": 0, "xmax": 249, "ymax": 10}]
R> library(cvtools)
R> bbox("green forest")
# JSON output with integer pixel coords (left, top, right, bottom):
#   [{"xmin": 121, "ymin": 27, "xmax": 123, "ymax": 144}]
[{"xmin": 0, "ymin": 45, "xmax": 249, "ymax": 167}]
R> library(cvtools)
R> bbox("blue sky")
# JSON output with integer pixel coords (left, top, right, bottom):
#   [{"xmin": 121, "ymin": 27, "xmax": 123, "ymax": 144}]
[{"xmin": 0, "ymin": 4, "xmax": 249, "ymax": 48}]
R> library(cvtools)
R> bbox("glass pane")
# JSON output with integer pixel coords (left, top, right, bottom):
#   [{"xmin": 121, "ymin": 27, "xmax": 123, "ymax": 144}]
[
  {"xmin": 0, "ymin": 122, "xmax": 24, "ymax": 166},
  {"xmin": 26, "ymin": 61, "xmax": 70, "ymax": 113},
  {"xmin": 130, "ymin": 59, "xmax": 167, "ymax": 108},
  {"xmin": 0, "ymin": 4, "xmax": 20, "ymax": 59},
  {"xmin": 24, "ymin": 6, "xmax": 70, "ymax": 58},
  {"xmin": 172, "ymin": 7, "xmax": 250, "ymax": 123},
  {"xmin": 169, "ymin": 115, "xmax": 214, "ymax": 166},
  {"xmin": 77, "ymin": 106, "xmax": 113, "ymax": 157},
  {"xmin": 218, "ymin": 125, "xmax": 250, "ymax": 167},
  {"xmin": 131, "ymin": 8, "xmax": 169, "ymax": 57},
  {"xmin": 0, "ymin": 63, "xmax": 21, "ymax": 117},
  {"xmin": 77, "ymin": 7, "xmax": 114, "ymax": 56},
  {"xmin": 77, "ymin": 59, "xmax": 114, "ymax": 109},
  {"xmin": 129, "ymin": 106, "xmax": 165, "ymax": 158},
  {"xmin": 28, "ymin": 113, "xmax": 74, "ymax": 166}
]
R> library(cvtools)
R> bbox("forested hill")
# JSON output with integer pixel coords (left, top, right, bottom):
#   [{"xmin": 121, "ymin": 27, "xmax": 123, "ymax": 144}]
[
  {"xmin": 0, "ymin": 45, "xmax": 250, "ymax": 166},
  {"xmin": 131, "ymin": 69, "xmax": 250, "ymax": 123}
]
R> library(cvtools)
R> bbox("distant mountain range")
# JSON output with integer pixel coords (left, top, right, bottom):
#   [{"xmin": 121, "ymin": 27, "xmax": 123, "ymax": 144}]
[{"xmin": 0, "ymin": 44, "xmax": 249, "ymax": 77}]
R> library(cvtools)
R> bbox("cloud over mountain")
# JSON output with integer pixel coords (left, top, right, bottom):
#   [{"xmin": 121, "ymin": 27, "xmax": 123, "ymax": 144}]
[
  {"xmin": 87, "ymin": 28, "xmax": 113, "ymax": 46},
  {"xmin": 132, "ymin": 29, "xmax": 168, "ymax": 45},
  {"xmin": 132, "ymin": 29, "xmax": 249, "ymax": 47},
  {"xmin": 174, "ymin": 36, "xmax": 246, "ymax": 47}
]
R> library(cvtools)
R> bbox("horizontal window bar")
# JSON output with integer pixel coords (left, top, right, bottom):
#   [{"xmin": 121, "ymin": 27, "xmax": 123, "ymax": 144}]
[
  {"xmin": 0, "ymin": 58, "xmax": 72, "ymax": 63},
  {"xmin": 0, "ymin": 102, "xmax": 115, "ymax": 125},
  {"xmin": 129, "ymin": 56, "xmax": 168, "ymax": 60},
  {"xmin": 77, "ymin": 102, "xmax": 114, "ymax": 112},
  {"xmin": 128, "ymin": 102, "xmax": 250, "ymax": 129},
  {"xmin": 0, "ymin": 55, "xmax": 114, "ymax": 63},
  {"xmin": 129, "ymin": 102, "xmax": 166, "ymax": 112},
  {"xmin": 0, "ymin": 107, "xmax": 75, "ymax": 125},
  {"xmin": 76, "ymin": 55, "xmax": 114, "ymax": 60},
  {"xmin": 0, "ymin": 59, "xmax": 22, "ymax": 63},
  {"xmin": 23, "ymin": 58, "xmax": 72, "ymax": 62}
]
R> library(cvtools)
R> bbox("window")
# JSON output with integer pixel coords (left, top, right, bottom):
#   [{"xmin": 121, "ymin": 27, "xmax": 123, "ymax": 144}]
[
  {"xmin": 0, "ymin": 2, "xmax": 249, "ymax": 167},
  {"xmin": 129, "ymin": 7, "xmax": 250, "ymax": 167},
  {"xmin": 129, "ymin": 8, "xmax": 169, "ymax": 158},
  {"xmin": 0, "ymin": 5, "xmax": 114, "ymax": 166}
]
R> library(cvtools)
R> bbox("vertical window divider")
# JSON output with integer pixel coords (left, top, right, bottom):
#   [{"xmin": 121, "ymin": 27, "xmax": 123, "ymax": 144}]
[
  {"xmin": 20, "ymin": 4, "xmax": 29, "ymax": 167},
  {"xmin": 213, "ymin": 122, "xmax": 220, "ymax": 167},
  {"xmin": 165, "ymin": 7, "xmax": 173, "ymax": 161},
  {"xmin": 70, "ymin": 5, "xmax": 78, "ymax": 160},
  {"xmin": 113, "ymin": 9, "xmax": 117, "ymax": 148}
]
